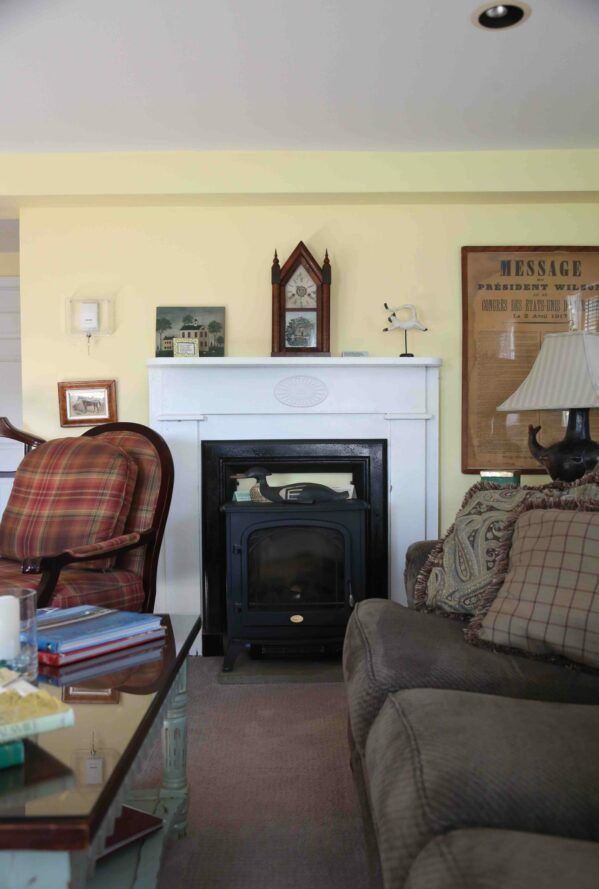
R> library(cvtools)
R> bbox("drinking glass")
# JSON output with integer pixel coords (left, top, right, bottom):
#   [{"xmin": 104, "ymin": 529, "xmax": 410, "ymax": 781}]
[{"xmin": 0, "ymin": 588, "xmax": 38, "ymax": 681}]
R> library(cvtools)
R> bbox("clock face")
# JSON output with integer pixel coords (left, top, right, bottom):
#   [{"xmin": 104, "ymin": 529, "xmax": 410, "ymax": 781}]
[{"xmin": 285, "ymin": 265, "xmax": 318, "ymax": 309}]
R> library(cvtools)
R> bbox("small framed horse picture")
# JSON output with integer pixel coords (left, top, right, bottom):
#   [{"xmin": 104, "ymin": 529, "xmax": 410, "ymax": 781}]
[{"xmin": 58, "ymin": 379, "xmax": 117, "ymax": 427}]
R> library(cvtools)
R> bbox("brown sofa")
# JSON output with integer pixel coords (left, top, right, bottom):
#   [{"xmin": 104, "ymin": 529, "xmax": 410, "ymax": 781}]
[{"xmin": 343, "ymin": 542, "xmax": 599, "ymax": 889}]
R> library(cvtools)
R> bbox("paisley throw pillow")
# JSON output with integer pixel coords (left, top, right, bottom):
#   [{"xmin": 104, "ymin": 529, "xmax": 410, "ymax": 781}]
[{"xmin": 413, "ymin": 471, "xmax": 599, "ymax": 615}]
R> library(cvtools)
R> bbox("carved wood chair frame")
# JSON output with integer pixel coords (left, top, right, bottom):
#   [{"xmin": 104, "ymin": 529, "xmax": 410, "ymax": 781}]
[{"xmin": 0, "ymin": 418, "xmax": 174, "ymax": 612}]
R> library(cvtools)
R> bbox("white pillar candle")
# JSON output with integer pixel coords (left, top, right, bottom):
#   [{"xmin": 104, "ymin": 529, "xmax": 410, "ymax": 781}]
[{"xmin": 0, "ymin": 595, "xmax": 20, "ymax": 660}]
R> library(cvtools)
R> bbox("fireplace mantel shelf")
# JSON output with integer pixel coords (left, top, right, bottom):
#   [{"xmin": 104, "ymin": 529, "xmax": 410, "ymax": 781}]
[{"xmin": 147, "ymin": 356, "xmax": 442, "ymax": 368}]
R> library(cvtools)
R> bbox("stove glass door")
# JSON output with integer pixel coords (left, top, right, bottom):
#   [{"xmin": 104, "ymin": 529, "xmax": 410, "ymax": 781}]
[{"xmin": 246, "ymin": 525, "xmax": 346, "ymax": 611}]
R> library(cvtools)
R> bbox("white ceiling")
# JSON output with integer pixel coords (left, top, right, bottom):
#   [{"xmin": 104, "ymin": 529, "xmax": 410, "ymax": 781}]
[{"xmin": 1, "ymin": 0, "xmax": 598, "ymax": 153}]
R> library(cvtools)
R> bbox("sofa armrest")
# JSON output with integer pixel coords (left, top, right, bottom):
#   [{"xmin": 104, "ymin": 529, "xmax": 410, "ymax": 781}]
[
  {"xmin": 405, "ymin": 830, "xmax": 599, "ymax": 889},
  {"xmin": 364, "ymin": 688, "xmax": 599, "ymax": 889},
  {"xmin": 22, "ymin": 529, "xmax": 153, "ymax": 574},
  {"xmin": 62, "ymin": 531, "xmax": 146, "ymax": 561},
  {"xmin": 21, "ymin": 530, "xmax": 154, "ymax": 607},
  {"xmin": 404, "ymin": 539, "xmax": 439, "ymax": 606}
]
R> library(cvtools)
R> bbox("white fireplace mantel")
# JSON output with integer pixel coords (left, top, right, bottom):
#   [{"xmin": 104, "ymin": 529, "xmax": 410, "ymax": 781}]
[{"xmin": 148, "ymin": 357, "xmax": 441, "ymax": 648}]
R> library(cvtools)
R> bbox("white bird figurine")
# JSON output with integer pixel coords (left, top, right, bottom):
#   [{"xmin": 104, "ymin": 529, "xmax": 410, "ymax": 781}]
[{"xmin": 382, "ymin": 303, "xmax": 428, "ymax": 356}]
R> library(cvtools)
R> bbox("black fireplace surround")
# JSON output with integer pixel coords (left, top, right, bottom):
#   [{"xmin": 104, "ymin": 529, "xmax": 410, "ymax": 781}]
[{"xmin": 201, "ymin": 439, "xmax": 388, "ymax": 655}]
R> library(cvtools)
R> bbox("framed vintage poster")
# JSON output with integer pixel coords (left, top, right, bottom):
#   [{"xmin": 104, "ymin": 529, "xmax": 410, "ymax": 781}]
[
  {"xmin": 462, "ymin": 246, "xmax": 599, "ymax": 474},
  {"xmin": 58, "ymin": 380, "xmax": 117, "ymax": 427}
]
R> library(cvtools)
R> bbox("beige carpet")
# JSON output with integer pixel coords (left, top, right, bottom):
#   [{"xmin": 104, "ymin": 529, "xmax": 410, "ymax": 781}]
[
  {"xmin": 217, "ymin": 650, "xmax": 344, "ymax": 684},
  {"xmin": 139, "ymin": 655, "xmax": 369, "ymax": 889}
]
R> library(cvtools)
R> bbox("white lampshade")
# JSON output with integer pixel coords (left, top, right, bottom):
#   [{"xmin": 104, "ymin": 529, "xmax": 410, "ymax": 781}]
[{"xmin": 497, "ymin": 331, "xmax": 599, "ymax": 412}]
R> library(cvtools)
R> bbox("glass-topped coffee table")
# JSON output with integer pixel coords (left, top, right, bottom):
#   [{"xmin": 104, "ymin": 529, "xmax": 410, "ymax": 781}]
[{"xmin": 0, "ymin": 614, "xmax": 201, "ymax": 889}]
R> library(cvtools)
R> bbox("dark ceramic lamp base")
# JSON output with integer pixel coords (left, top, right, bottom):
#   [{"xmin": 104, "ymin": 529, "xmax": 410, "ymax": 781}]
[{"xmin": 528, "ymin": 408, "xmax": 599, "ymax": 482}]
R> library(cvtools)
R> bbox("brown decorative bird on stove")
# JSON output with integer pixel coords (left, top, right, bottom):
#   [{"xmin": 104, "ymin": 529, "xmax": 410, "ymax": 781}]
[{"xmin": 231, "ymin": 467, "xmax": 349, "ymax": 504}]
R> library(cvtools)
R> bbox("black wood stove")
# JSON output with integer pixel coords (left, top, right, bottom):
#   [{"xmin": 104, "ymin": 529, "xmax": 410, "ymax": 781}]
[{"xmin": 221, "ymin": 500, "xmax": 369, "ymax": 671}]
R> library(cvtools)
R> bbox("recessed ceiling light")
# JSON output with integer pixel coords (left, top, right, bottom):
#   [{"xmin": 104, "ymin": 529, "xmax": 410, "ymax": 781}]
[
  {"xmin": 486, "ymin": 5, "xmax": 510, "ymax": 18},
  {"xmin": 472, "ymin": 3, "xmax": 531, "ymax": 30}
]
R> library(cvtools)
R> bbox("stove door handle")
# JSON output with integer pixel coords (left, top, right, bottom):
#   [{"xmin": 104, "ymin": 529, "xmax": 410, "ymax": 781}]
[{"xmin": 348, "ymin": 581, "xmax": 355, "ymax": 608}]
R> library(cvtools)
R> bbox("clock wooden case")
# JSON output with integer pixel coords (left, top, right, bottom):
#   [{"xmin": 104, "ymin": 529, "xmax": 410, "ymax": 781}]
[{"xmin": 271, "ymin": 241, "xmax": 331, "ymax": 357}]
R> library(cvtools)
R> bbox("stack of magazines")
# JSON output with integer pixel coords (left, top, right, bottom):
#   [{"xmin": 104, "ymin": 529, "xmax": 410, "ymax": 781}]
[
  {"xmin": 0, "ymin": 668, "xmax": 75, "ymax": 746},
  {"xmin": 37, "ymin": 607, "xmax": 165, "ymax": 667}
]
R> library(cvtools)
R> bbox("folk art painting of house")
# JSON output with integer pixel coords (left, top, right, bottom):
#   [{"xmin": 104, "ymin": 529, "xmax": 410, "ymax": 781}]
[{"xmin": 155, "ymin": 306, "xmax": 225, "ymax": 357}]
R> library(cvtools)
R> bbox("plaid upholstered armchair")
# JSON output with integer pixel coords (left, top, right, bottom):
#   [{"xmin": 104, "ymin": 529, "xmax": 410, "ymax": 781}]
[{"xmin": 0, "ymin": 419, "xmax": 173, "ymax": 611}]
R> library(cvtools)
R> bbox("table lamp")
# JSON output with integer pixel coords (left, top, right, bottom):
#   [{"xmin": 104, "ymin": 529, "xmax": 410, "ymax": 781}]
[{"xmin": 497, "ymin": 331, "xmax": 599, "ymax": 481}]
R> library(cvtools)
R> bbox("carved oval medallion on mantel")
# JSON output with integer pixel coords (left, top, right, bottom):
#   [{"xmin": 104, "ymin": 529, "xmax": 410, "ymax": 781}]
[{"xmin": 274, "ymin": 375, "xmax": 329, "ymax": 408}]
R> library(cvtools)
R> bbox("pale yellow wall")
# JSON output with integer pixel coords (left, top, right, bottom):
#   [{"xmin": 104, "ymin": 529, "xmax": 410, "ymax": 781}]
[
  {"xmin": 2, "ymin": 149, "xmax": 599, "ymax": 203},
  {"xmin": 19, "ymin": 197, "xmax": 599, "ymax": 530}
]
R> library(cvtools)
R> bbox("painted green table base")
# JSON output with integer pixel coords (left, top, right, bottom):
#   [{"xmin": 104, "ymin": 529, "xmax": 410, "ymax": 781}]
[{"xmin": 0, "ymin": 659, "xmax": 190, "ymax": 889}]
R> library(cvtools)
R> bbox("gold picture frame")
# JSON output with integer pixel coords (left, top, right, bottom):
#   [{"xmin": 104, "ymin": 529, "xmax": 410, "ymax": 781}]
[
  {"xmin": 172, "ymin": 337, "xmax": 199, "ymax": 358},
  {"xmin": 58, "ymin": 380, "xmax": 117, "ymax": 427}
]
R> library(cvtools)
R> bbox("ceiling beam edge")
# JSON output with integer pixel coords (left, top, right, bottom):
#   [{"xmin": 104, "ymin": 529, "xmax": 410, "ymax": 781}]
[{"xmin": 0, "ymin": 150, "xmax": 598, "ymax": 203}]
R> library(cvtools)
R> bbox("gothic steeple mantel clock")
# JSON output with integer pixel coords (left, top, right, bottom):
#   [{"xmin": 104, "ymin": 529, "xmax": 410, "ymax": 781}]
[{"xmin": 271, "ymin": 241, "xmax": 331, "ymax": 357}]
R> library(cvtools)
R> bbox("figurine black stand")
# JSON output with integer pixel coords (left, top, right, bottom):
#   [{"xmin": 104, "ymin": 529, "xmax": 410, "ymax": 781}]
[{"xmin": 399, "ymin": 330, "xmax": 413, "ymax": 358}]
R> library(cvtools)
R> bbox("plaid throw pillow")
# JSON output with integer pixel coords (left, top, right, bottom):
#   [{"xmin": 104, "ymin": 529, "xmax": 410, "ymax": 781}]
[
  {"xmin": 90, "ymin": 429, "xmax": 161, "ymax": 576},
  {"xmin": 414, "ymin": 472, "xmax": 599, "ymax": 615},
  {"xmin": 0, "ymin": 437, "xmax": 138, "ymax": 569},
  {"xmin": 466, "ymin": 498, "xmax": 599, "ymax": 670}
]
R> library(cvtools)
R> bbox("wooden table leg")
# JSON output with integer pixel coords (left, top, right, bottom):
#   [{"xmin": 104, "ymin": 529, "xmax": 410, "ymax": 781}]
[
  {"xmin": 161, "ymin": 658, "xmax": 189, "ymax": 838},
  {"xmin": 87, "ymin": 657, "xmax": 192, "ymax": 886}
]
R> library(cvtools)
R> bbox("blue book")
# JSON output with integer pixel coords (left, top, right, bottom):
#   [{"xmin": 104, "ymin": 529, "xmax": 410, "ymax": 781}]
[
  {"xmin": 38, "ymin": 639, "xmax": 165, "ymax": 686},
  {"xmin": 36, "ymin": 606, "xmax": 164, "ymax": 654}
]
